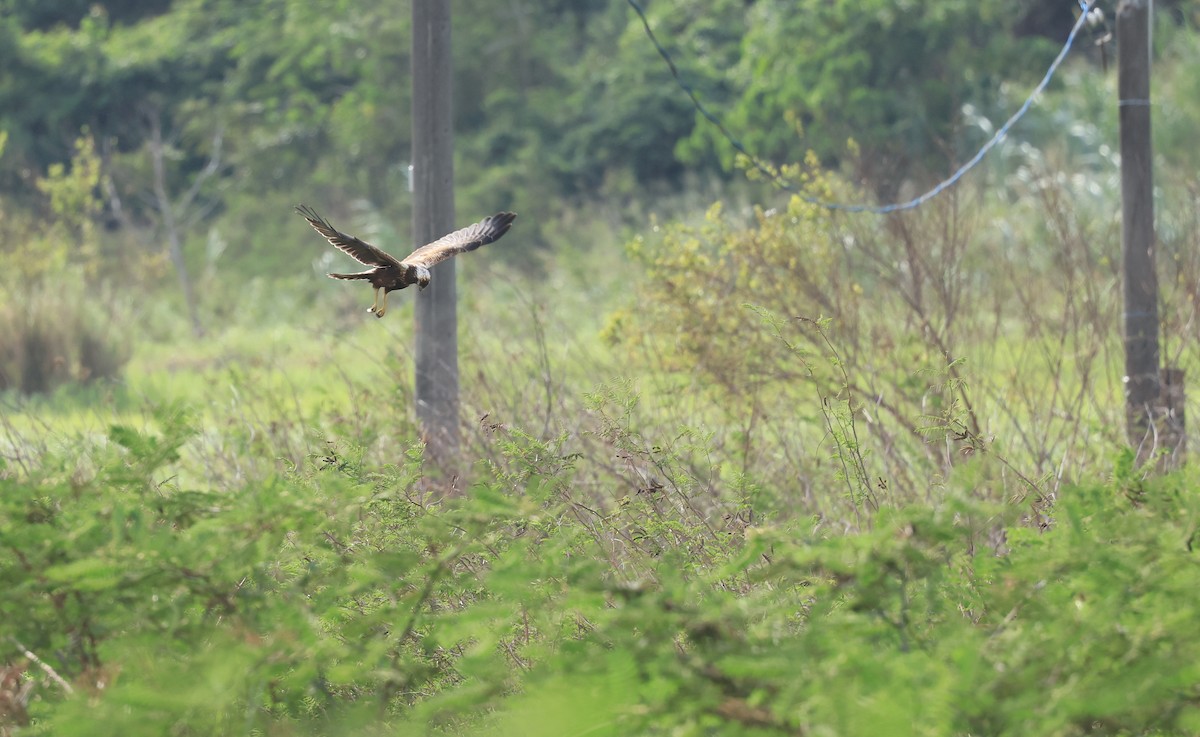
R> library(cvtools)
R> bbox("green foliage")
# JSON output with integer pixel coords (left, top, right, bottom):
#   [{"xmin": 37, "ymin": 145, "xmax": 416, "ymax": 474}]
[
  {"xmin": 0, "ymin": 134, "xmax": 131, "ymax": 395},
  {"xmin": 3, "ymin": 6, "xmax": 1200, "ymax": 734},
  {"xmin": 683, "ymin": 0, "xmax": 1060, "ymax": 192},
  {"xmin": 0, "ymin": 0, "xmax": 1104, "ymax": 273},
  {"xmin": 5, "ymin": 135, "xmax": 102, "ymax": 283},
  {"xmin": 614, "ymin": 150, "xmax": 1134, "ymax": 513},
  {"xmin": 4, "ymin": 407, "xmax": 1200, "ymax": 735}
]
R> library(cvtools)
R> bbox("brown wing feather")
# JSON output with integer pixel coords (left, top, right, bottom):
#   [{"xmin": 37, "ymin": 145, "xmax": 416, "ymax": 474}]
[
  {"xmin": 402, "ymin": 212, "xmax": 517, "ymax": 269},
  {"xmin": 296, "ymin": 205, "xmax": 402, "ymax": 268}
]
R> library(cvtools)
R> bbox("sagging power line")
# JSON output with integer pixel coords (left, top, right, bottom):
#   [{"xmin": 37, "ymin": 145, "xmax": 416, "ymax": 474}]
[{"xmin": 625, "ymin": 0, "xmax": 1100, "ymax": 214}]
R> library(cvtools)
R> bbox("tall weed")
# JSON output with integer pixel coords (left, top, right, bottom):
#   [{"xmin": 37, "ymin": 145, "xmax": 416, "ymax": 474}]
[{"xmin": 617, "ymin": 166, "xmax": 1145, "ymax": 520}]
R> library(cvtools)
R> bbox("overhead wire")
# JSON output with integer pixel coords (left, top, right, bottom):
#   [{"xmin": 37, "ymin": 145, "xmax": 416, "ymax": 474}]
[{"xmin": 625, "ymin": 0, "xmax": 1099, "ymax": 214}]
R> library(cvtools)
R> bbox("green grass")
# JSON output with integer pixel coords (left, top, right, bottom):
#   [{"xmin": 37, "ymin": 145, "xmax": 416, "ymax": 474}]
[
  {"xmin": 4, "ymin": 407, "xmax": 1200, "ymax": 735},
  {"xmin": 8, "ymin": 14, "xmax": 1200, "ymax": 735},
  {"xmin": 0, "ymin": 245, "xmax": 638, "ymax": 492},
  {"xmin": 3, "ymin": 153, "xmax": 1199, "ymax": 736}
]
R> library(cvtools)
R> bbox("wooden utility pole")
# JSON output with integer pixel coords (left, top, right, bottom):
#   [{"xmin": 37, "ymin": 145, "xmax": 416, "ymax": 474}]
[
  {"xmin": 412, "ymin": 0, "xmax": 460, "ymax": 460},
  {"xmin": 1118, "ymin": 0, "xmax": 1184, "ymax": 465}
]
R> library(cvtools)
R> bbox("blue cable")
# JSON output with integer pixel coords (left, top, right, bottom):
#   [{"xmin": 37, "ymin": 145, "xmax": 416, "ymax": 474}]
[{"xmin": 626, "ymin": 0, "xmax": 1096, "ymax": 214}]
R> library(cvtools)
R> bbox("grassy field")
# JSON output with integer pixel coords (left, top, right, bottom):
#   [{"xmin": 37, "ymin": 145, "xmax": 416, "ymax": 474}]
[
  {"xmin": 9, "ymin": 4, "xmax": 1200, "ymax": 733},
  {"xmin": 4, "ymin": 163, "xmax": 1200, "ymax": 735}
]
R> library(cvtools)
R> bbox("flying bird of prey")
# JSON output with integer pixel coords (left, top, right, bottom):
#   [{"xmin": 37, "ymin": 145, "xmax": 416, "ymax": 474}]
[{"xmin": 297, "ymin": 205, "xmax": 517, "ymax": 318}]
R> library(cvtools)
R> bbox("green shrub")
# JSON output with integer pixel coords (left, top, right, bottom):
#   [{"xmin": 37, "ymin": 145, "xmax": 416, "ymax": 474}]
[
  {"xmin": 0, "ymin": 135, "xmax": 133, "ymax": 395},
  {"xmin": 3, "ymin": 408, "xmax": 1200, "ymax": 736},
  {"xmin": 614, "ymin": 162, "xmax": 1128, "ymax": 514}
]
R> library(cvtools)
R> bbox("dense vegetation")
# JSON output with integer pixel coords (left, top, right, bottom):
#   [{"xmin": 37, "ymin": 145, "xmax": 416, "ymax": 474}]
[
  {"xmin": 3, "ymin": 0, "xmax": 1200, "ymax": 734},
  {"xmin": 6, "ymin": 417, "xmax": 1200, "ymax": 736}
]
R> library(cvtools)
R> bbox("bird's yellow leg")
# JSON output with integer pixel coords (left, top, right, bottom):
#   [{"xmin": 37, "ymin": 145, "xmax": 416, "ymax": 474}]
[
  {"xmin": 367, "ymin": 287, "xmax": 380, "ymax": 313},
  {"xmin": 375, "ymin": 290, "xmax": 388, "ymax": 318}
]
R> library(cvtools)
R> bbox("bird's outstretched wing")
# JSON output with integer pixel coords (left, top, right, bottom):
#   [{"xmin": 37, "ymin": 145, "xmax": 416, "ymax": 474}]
[
  {"xmin": 296, "ymin": 205, "xmax": 402, "ymax": 268},
  {"xmin": 403, "ymin": 212, "xmax": 517, "ymax": 269}
]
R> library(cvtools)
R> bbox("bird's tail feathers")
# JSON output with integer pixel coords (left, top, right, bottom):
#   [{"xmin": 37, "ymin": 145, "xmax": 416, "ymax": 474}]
[{"xmin": 328, "ymin": 271, "xmax": 374, "ymax": 280}]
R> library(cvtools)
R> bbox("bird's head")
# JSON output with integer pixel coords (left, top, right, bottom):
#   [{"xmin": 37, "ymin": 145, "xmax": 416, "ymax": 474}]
[{"xmin": 407, "ymin": 264, "xmax": 432, "ymax": 290}]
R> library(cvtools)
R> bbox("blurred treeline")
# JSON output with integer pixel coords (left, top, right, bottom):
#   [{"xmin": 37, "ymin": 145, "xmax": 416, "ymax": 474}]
[
  {"xmin": 0, "ymin": 0, "xmax": 1159, "ymax": 271},
  {"xmin": 0, "ymin": 0, "xmax": 1198, "ymax": 394}
]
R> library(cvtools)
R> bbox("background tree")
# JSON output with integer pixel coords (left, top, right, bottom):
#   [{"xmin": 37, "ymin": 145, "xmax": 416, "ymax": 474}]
[{"xmin": 680, "ymin": 0, "xmax": 1072, "ymax": 196}]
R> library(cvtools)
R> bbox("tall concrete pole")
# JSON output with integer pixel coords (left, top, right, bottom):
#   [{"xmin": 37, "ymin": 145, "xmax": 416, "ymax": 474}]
[{"xmin": 412, "ymin": 0, "xmax": 460, "ymax": 460}]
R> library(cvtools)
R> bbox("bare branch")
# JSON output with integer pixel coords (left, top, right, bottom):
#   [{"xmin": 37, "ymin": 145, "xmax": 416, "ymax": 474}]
[
  {"xmin": 176, "ymin": 122, "xmax": 225, "ymax": 216},
  {"xmin": 8, "ymin": 638, "xmax": 74, "ymax": 696},
  {"xmin": 146, "ymin": 108, "xmax": 175, "ymax": 227},
  {"xmin": 145, "ymin": 105, "xmax": 204, "ymax": 336}
]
